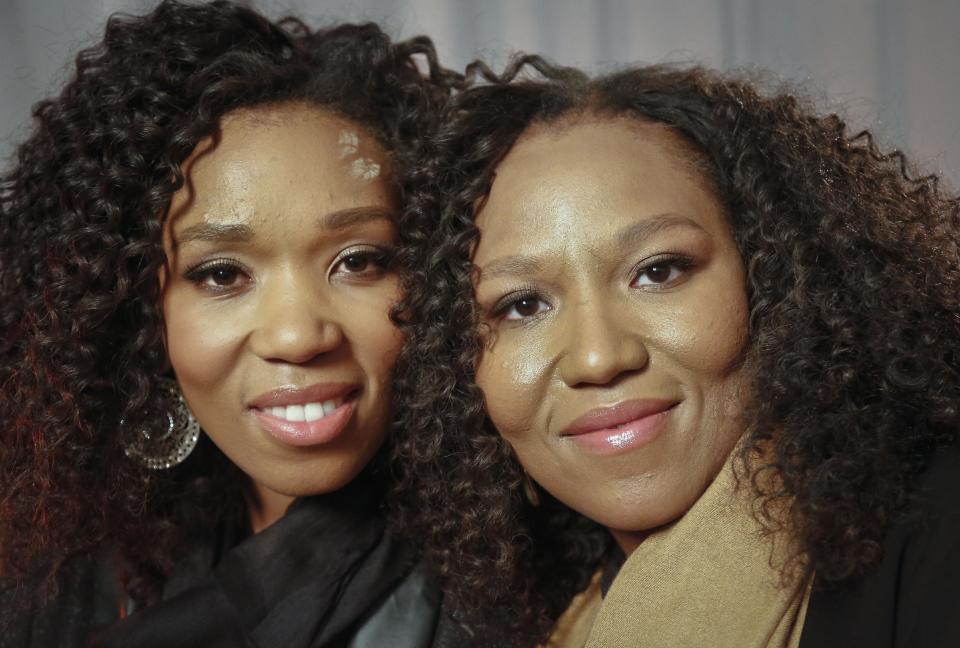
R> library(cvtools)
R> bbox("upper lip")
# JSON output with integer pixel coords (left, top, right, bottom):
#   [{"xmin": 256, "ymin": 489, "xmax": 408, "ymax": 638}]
[
  {"xmin": 248, "ymin": 383, "xmax": 358, "ymax": 409},
  {"xmin": 560, "ymin": 399, "xmax": 678, "ymax": 436}
]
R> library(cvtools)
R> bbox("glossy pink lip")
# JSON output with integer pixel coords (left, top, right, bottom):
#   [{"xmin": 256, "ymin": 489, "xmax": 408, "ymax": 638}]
[
  {"xmin": 248, "ymin": 383, "xmax": 360, "ymax": 448},
  {"xmin": 560, "ymin": 399, "xmax": 678, "ymax": 455}
]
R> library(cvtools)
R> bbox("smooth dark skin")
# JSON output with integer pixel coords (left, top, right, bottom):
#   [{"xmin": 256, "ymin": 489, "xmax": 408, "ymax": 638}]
[
  {"xmin": 161, "ymin": 103, "xmax": 403, "ymax": 532},
  {"xmin": 473, "ymin": 117, "xmax": 751, "ymax": 553}
]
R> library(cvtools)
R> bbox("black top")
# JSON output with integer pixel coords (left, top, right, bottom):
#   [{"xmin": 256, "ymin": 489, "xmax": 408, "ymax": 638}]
[
  {"xmin": 799, "ymin": 445, "xmax": 960, "ymax": 648},
  {"xmin": 0, "ymin": 476, "xmax": 468, "ymax": 648}
]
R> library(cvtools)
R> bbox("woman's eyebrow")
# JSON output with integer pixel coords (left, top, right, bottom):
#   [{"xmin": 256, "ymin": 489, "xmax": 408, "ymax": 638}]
[
  {"xmin": 617, "ymin": 213, "xmax": 706, "ymax": 245},
  {"xmin": 478, "ymin": 254, "xmax": 543, "ymax": 281},
  {"xmin": 317, "ymin": 206, "xmax": 395, "ymax": 230},
  {"xmin": 173, "ymin": 207, "xmax": 395, "ymax": 248},
  {"xmin": 478, "ymin": 214, "xmax": 705, "ymax": 281},
  {"xmin": 174, "ymin": 222, "xmax": 253, "ymax": 247}
]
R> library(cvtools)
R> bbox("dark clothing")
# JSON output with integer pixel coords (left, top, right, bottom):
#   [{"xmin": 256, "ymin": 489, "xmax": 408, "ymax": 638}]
[
  {"xmin": 1, "ymin": 477, "xmax": 467, "ymax": 648},
  {"xmin": 799, "ymin": 446, "xmax": 960, "ymax": 648},
  {"xmin": 0, "ymin": 546, "xmax": 121, "ymax": 648}
]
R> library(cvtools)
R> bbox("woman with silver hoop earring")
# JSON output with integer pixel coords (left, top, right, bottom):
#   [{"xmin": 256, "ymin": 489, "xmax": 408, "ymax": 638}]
[{"xmin": 0, "ymin": 2, "xmax": 465, "ymax": 646}]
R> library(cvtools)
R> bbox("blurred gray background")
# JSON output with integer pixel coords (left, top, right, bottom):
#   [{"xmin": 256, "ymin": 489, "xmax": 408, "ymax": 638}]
[{"xmin": 1, "ymin": 0, "xmax": 958, "ymax": 183}]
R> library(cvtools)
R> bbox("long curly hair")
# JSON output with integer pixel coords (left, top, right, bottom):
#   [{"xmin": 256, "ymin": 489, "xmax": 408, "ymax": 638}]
[
  {"xmin": 390, "ymin": 56, "xmax": 960, "ymax": 644},
  {"xmin": 0, "ymin": 0, "xmax": 456, "ymax": 604}
]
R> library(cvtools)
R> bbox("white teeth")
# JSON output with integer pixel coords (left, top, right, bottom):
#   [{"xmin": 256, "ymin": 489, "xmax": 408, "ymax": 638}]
[
  {"xmin": 264, "ymin": 398, "xmax": 344, "ymax": 422},
  {"xmin": 304, "ymin": 403, "xmax": 324, "ymax": 422}
]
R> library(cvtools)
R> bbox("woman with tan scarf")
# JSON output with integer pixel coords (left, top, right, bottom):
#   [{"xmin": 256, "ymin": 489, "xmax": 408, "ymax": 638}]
[{"xmin": 389, "ymin": 57, "xmax": 960, "ymax": 647}]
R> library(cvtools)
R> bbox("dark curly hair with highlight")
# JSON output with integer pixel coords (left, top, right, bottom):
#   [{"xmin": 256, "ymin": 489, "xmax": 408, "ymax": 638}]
[
  {"xmin": 0, "ymin": 0, "xmax": 456, "ymax": 606},
  {"xmin": 389, "ymin": 56, "xmax": 960, "ymax": 644}
]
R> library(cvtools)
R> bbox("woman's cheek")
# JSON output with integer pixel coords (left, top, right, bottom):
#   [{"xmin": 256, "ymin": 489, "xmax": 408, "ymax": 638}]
[
  {"xmin": 342, "ymin": 281, "xmax": 404, "ymax": 372},
  {"xmin": 477, "ymin": 333, "xmax": 553, "ymax": 440},
  {"xmin": 653, "ymin": 272, "xmax": 749, "ymax": 379},
  {"xmin": 163, "ymin": 285, "xmax": 241, "ymax": 388}
]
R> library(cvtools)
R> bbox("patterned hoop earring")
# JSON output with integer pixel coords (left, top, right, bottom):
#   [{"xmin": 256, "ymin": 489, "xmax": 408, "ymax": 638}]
[{"xmin": 123, "ymin": 377, "xmax": 200, "ymax": 470}]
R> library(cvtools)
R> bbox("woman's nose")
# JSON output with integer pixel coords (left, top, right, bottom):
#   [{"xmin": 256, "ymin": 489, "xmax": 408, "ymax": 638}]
[
  {"xmin": 247, "ymin": 278, "xmax": 345, "ymax": 364},
  {"xmin": 557, "ymin": 299, "xmax": 649, "ymax": 387}
]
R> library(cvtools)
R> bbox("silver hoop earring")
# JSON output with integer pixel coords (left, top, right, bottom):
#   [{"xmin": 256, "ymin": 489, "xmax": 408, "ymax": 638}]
[{"xmin": 123, "ymin": 377, "xmax": 200, "ymax": 470}]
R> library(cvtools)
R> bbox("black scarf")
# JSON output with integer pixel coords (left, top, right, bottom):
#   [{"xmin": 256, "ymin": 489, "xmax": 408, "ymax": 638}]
[{"xmin": 90, "ymin": 476, "xmax": 414, "ymax": 648}]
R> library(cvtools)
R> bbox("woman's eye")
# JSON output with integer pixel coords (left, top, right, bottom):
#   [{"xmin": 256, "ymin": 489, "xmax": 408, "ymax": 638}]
[
  {"xmin": 502, "ymin": 296, "xmax": 551, "ymax": 321},
  {"xmin": 206, "ymin": 267, "xmax": 241, "ymax": 286},
  {"xmin": 184, "ymin": 261, "xmax": 249, "ymax": 291},
  {"xmin": 331, "ymin": 248, "xmax": 390, "ymax": 277},
  {"xmin": 632, "ymin": 258, "xmax": 691, "ymax": 288},
  {"xmin": 342, "ymin": 253, "xmax": 374, "ymax": 272}
]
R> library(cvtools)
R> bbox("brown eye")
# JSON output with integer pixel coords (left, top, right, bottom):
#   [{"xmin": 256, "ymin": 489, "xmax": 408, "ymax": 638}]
[
  {"xmin": 184, "ymin": 259, "xmax": 250, "ymax": 292},
  {"xmin": 341, "ymin": 254, "xmax": 370, "ymax": 272},
  {"xmin": 632, "ymin": 257, "xmax": 692, "ymax": 288},
  {"xmin": 331, "ymin": 247, "xmax": 390, "ymax": 278},
  {"xmin": 502, "ymin": 294, "xmax": 550, "ymax": 321},
  {"xmin": 209, "ymin": 267, "xmax": 240, "ymax": 286},
  {"xmin": 514, "ymin": 298, "xmax": 541, "ymax": 317},
  {"xmin": 644, "ymin": 264, "xmax": 673, "ymax": 284}
]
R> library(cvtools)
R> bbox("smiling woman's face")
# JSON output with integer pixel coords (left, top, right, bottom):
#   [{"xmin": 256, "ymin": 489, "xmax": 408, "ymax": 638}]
[
  {"xmin": 473, "ymin": 117, "xmax": 751, "ymax": 551},
  {"xmin": 161, "ymin": 103, "xmax": 401, "ymax": 520}
]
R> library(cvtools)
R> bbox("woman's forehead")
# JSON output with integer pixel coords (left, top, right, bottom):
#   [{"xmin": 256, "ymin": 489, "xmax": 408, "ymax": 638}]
[{"xmin": 475, "ymin": 117, "xmax": 726, "ymax": 253}]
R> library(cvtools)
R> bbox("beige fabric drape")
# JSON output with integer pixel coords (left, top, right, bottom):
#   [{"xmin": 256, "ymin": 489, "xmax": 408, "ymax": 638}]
[{"xmin": 548, "ymin": 456, "xmax": 811, "ymax": 647}]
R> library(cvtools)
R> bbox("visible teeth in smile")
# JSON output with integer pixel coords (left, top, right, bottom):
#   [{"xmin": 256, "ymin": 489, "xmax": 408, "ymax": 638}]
[{"xmin": 267, "ymin": 399, "xmax": 343, "ymax": 422}]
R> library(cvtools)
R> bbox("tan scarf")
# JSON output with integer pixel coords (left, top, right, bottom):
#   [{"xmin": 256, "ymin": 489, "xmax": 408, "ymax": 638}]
[{"xmin": 547, "ymin": 457, "xmax": 812, "ymax": 648}]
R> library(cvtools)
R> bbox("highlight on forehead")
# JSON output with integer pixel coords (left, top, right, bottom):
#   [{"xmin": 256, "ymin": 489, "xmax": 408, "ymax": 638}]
[{"xmin": 517, "ymin": 111, "xmax": 719, "ymax": 195}]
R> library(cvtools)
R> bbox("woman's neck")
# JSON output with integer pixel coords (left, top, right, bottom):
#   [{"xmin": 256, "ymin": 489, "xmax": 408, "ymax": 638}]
[
  {"xmin": 609, "ymin": 528, "xmax": 649, "ymax": 556},
  {"xmin": 246, "ymin": 484, "xmax": 296, "ymax": 534}
]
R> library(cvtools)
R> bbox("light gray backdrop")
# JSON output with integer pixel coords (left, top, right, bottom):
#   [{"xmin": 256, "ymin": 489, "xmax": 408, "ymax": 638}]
[{"xmin": 1, "ymin": 0, "xmax": 958, "ymax": 182}]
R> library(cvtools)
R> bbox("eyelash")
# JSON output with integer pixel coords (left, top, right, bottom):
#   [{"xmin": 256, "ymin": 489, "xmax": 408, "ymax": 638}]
[
  {"xmin": 183, "ymin": 257, "xmax": 249, "ymax": 293},
  {"xmin": 329, "ymin": 245, "xmax": 393, "ymax": 278},
  {"xmin": 183, "ymin": 245, "xmax": 394, "ymax": 295},
  {"xmin": 491, "ymin": 287, "xmax": 551, "ymax": 323},
  {"xmin": 630, "ymin": 254, "xmax": 694, "ymax": 288},
  {"xmin": 489, "ymin": 255, "xmax": 696, "ymax": 323}
]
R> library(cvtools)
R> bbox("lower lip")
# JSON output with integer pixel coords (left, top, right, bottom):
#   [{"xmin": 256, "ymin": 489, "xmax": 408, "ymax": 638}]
[
  {"xmin": 562, "ymin": 407, "xmax": 674, "ymax": 455},
  {"xmin": 252, "ymin": 399, "xmax": 356, "ymax": 447}
]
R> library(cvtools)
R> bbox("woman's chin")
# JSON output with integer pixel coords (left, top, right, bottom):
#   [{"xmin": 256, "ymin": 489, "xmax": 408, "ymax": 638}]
[{"xmin": 554, "ymin": 477, "xmax": 708, "ymax": 541}]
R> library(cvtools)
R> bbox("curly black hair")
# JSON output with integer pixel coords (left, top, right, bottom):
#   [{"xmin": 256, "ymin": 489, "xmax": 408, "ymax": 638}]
[
  {"xmin": 390, "ymin": 56, "xmax": 960, "ymax": 644},
  {"xmin": 0, "ymin": 0, "xmax": 457, "ymax": 604}
]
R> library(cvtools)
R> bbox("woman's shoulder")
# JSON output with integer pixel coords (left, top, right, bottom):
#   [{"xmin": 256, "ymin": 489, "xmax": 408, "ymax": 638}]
[{"xmin": 801, "ymin": 443, "xmax": 960, "ymax": 648}]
